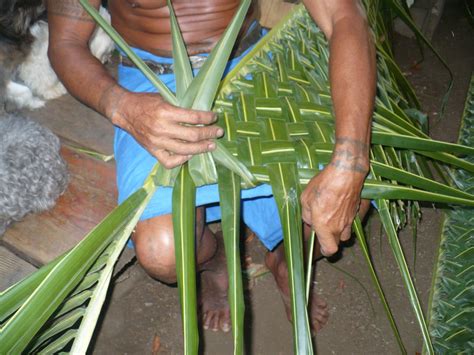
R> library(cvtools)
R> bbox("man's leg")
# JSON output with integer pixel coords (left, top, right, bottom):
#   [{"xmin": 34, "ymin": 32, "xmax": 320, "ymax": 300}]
[
  {"xmin": 264, "ymin": 199, "xmax": 371, "ymax": 332},
  {"xmin": 265, "ymin": 225, "xmax": 329, "ymax": 333},
  {"xmin": 132, "ymin": 207, "xmax": 231, "ymax": 332}
]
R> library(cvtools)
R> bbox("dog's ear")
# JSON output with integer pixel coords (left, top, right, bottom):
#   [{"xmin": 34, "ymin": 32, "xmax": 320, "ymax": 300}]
[{"xmin": 0, "ymin": 0, "xmax": 45, "ymax": 43}]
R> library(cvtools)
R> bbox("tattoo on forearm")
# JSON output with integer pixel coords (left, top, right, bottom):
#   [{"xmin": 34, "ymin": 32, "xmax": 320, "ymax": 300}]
[
  {"xmin": 330, "ymin": 159, "xmax": 368, "ymax": 174},
  {"xmin": 335, "ymin": 137, "xmax": 369, "ymax": 153},
  {"xmin": 48, "ymin": 0, "xmax": 93, "ymax": 22},
  {"xmin": 330, "ymin": 136, "xmax": 370, "ymax": 174}
]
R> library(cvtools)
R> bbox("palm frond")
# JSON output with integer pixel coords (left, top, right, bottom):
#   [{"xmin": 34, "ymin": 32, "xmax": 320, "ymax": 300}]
[
  {"xmin": 427, "ymin": 74, "xmax": 474, "ymax": 354},
  {"xmin": 0, "ymin": 166, "xmax": 158, "ymax": 353},
  {"xmin": 1, "ymin": 2, "xmax": 473, "ymax": 355}
]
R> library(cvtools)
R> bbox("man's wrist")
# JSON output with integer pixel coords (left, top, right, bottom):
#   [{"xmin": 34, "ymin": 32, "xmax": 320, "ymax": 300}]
[
  {"xmin": 98, "ymin": 82, "xmax": 129, "ymax": 127},
  {"xmin": 330, "ymin": 136, "xmax": 370, "ymax": 175}
]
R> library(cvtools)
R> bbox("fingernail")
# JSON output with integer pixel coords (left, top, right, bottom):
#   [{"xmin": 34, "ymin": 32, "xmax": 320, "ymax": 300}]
[
  {"xmin": 217, "ymin": 128, "xmax": 224, "ymax": 137},
  {"xmin": 208, "ymin": 142, "xmax": 216, "ymax": 150}
]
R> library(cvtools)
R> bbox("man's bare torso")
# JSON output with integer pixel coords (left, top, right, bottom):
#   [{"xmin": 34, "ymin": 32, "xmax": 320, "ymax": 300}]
[{"xmin": 109, "ymin": 0, "xmax": 258, "ymax": 57}]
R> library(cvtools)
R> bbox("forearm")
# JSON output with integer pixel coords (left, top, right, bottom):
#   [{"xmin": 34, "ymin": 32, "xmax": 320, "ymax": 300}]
[
  {"xmin": 329, "ymin": 13, "xmax": 376, "ymax": 173},
  {"xmin": 47, "ymin": 0, "xmax": 129, "ymax": 125},
  {"xmin": 48, "ymin": 42, "xmax": 126, "ymax": 125},
  {"xmin": 303, "ymin": 0, "xmax": 376, "ymax": 173}
]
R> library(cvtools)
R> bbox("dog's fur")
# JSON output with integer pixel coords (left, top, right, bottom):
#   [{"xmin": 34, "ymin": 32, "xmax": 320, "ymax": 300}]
[
  {"xmin": 1, "ymin": 2, "xmax": 114, "ymax": 111},
  {"xmin": 0, "ymin": 0, "xmax": 45, "ymax": 111},
  {"xmin": 0, "ymin": 114, "xmax": 69, "ymax": 235}
]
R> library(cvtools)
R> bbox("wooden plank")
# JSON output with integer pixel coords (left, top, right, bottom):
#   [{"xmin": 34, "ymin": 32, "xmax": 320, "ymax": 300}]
[
  {"xmin": 2, "ymin": 146, "xmax": 118, "ymax": 266},
  {"xmin": 18, "ymin": 56, "xmax": 118, "ymax": 156},
  {"xmin": 0, "ymin": 246, "xmax": 37, "ymax": 292},
  {"xmin": 23, "ymin": 94, "xmax": 114, "ymax": 156}
]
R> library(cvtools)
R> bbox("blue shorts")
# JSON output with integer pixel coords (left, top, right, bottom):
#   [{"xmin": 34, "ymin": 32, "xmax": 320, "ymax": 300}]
[{"xmin": 115, "ymin": 34, "xmax": 283, "ymax": 250}]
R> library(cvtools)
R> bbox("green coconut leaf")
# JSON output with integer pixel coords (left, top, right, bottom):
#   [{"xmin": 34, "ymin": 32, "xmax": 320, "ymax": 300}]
[
  {"xmin": 371, "ymin": 132, "xmax": 474, "ymax": 156},
  {"xmin": 167, "ymin": 0, "xmax": 193, "ymax": 101},
  {"xmin": 217, "ymin": 166, "xmax": 244, "ymax": 354},
  {"xmin": 0, "ymin": 253, "xmax": 64, "ymax": 324},
  {"xmin": 0, "ymin": 170, "xmax": 156, "ymax": 352},
  {"xmin": 376, "ymin": 197, "xmax": 434, "ymax": 354},
  {"xmin": 353, "ymin": 217, "xmax": 406, "ymax": 354},
  {"xmin": 268, "ymin": 163, "xmax": 312, "ymax": 354},
  {"xmin": 182, "ymin": 0, "xmax": 252, "ymax": 110},
  {"xmin": 427, "ymin": 73, "xmax": 474, "ymax": 354},
  {"xmin": 3, "ymin": 2, "xmax": 472, "ymax": 354},
  {"xmin": 172, "ymin": 165, "xmax": 199, "ymax": 355}
]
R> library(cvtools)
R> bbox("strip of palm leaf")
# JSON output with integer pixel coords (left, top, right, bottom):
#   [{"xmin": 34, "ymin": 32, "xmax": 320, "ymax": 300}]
[{"xmin": 1, "ymin": 2, "xmax": 473, "ymax": 355}]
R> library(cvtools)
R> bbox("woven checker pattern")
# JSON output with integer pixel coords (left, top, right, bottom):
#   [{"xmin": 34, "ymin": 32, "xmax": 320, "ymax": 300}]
[
  {"xmin": 215, "ymin": 15, "xmax": 348, "ymax": 192},
  {"xmin": 217, "ymin": 8, "xmax": 425, "ymax": 176},
  {"xmin": 215, "ymin": 18, "xmax": 335, "ymax": 184},
  {"xmin": 214, "ymin": 7, "xmax": 428, "ymax": 230},
  {"xmin": 428, "ymin": 74, "xmax": 474, "ymax": 353}
]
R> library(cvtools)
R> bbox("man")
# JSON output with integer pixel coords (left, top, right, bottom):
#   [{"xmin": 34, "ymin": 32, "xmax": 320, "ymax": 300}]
[{"xmin": 47, "ymin": 0, "xmax": 375, "ymax": 333}]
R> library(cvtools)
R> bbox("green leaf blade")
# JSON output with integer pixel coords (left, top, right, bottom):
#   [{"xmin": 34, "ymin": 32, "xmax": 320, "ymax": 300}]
[
  {"xmin": 0, "ymin": 186, "xmax": 150, "ymax": 353},
  {"xmin": 172, "ymin": 165, "xmax": 199, "ymax": 355},
  {"xmin": 217, "ymin": 167, "xmax": 244, "ymax": 354},
  {"xmin": 268, "ymin": 163, "xmax": 313, "ymax": 354},
  {"xmin": 167, "ymin": 0, "xmax": 193, "ymax": 101},
  {"xmin": 182, "ymin": 0, "xmax": 252, "ymax": 111}
]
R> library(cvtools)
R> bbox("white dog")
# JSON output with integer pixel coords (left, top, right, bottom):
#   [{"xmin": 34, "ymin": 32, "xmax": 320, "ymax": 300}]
[{"xmin": 6, "ymin": 6, "xmax": 114, "ymax": 110}]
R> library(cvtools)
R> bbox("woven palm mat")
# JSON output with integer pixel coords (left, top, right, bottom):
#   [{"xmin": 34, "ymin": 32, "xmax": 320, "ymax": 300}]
[
  {"xmin": 215, "ymin": 8, "xmax": 362, "ymax": 188},
  {"xmin": 427, "ymin": 74, "xmax": 474, "ymax": 353}
]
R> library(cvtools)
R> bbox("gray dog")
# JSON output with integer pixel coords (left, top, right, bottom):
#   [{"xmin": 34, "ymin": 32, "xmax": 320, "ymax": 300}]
[{"xmin": 0, "ymin": 114, "xmax": 69, "ymax": 235}]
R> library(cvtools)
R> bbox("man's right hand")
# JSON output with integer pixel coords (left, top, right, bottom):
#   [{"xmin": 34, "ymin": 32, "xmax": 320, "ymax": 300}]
[{"xmin": 111, "ymin": 91, "xmax": 224, "ymax": 169}]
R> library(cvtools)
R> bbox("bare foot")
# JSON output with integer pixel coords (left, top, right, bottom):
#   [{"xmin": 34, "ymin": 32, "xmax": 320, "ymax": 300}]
[
  {"xmin": 199, "ymin": 232, "xmax": 231, "ymax": 332},
  {"xmin": 265, "ymin": 245, "xmax": 329, "ymax": 333}
]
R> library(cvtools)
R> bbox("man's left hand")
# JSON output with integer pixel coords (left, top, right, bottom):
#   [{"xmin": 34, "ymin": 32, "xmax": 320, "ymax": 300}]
[{"xmin": 301, "ymin": 148, "xmax": 368, "ymax": 256}]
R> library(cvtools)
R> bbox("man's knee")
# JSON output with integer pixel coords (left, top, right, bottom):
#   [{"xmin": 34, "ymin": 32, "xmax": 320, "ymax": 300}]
[{"xmin": 133, "ymin": 216, "xmax": 177, "ymax": 284}]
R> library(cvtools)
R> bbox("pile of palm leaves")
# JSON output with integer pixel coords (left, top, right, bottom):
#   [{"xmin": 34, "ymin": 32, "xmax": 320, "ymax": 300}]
[
  {"xmin": 0, "ymin": 0, "xmax": 473, "ymax": 354},
  {"xmin": 427, "ymin": 74, "xmax": 474, "ymax": 353}
]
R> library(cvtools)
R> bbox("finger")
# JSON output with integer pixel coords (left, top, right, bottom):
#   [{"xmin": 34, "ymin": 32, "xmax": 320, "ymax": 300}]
[
  {"xmin": 302, "ymin": 206, "xmax": 312, "ymax": 226},
  {"xmin": 300, "ymin": 196, "xmax": 312, "ymax": 225},
  {"xmin": 314, "ymin": 227, "xmax": 339, "ymax": 256},
  {"xmin": 154, "ymin": 149, "xmax": 190, "ymax": 169},
  {"xmin": 312, "ymin": 210, "xmax": 339, "ymax": 256},
  {"xmin": 169, "ymin": 124, "xmax": 224, "ymax": 142},
  {"xmin": 358, "ymin": 199, "xmax": 371, "ymax": 219},
  {"xmin": 340, "ymin": 225, "xmax": 352, "ymax": 242},
  {"xmin": 166, "ymin": 105, "xmax": 218, "ymax": 125},
  {"xmin": 160, "ymin": 137, "xmax": 216, "ymax": 156}
]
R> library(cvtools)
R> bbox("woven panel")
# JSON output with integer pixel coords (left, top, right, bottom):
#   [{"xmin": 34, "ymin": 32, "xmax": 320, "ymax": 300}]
[
  {"xmin": 216, "ymin": 13, "xmax": 337, "ymax": 186},
  {"xmin": 428, "ymin": 74, "xmax": 474, "ymax": 353},
  {"xmin": 215, "ymin": 6, "xmax": 428, "ymax": 234}
]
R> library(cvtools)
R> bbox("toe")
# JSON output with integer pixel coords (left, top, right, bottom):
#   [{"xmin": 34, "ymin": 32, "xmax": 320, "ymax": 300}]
[
  {"xmin": 205, "ymin": 311, "xmax": 220, "ymax": 332},
  {"xmin": 316, "ymin": 298, "xmax": 328, "ymax": 308},
  {"xmin": 219, "ymin": 310, "xmax": 231, "ymax": 333},
  {"xmin": 211, "ymin": 312, "xmax": 221, "ymax": 332},
  {"xmin": 203, "ymin": 311, "xmax": 213, "ymax": 330}
]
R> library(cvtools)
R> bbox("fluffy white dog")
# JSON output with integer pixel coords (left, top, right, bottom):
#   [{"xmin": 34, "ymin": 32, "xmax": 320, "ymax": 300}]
[{"xmin": 6, "ymin": 6, "xmax": 114, "ymax": 110}]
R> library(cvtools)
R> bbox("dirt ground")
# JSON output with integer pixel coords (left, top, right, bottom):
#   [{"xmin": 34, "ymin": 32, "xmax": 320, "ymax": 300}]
[{"xmin": 86, "ymin": 2, "xmax": 473, "ymax": 354}]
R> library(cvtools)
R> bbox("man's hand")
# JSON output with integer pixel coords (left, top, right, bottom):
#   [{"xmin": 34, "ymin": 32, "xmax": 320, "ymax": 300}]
[
  {"xmin": 110, "ymin": 91, "xmax": 224, "ymax": 169},
  {"xmin": 301, "ymin": 138, "xmax": 369, "ymax": 256}
]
